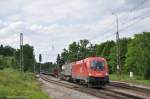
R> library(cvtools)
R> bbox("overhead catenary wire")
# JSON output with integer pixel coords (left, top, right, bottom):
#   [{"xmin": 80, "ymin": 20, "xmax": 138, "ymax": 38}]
[
  {"xmin": 89, "ymin": 9, "xmax": 150, "ymax": 43},
  {"xmin": 28, "ymin": 1, "xmax": 150, "ymax": 62},
  {"xmin": 120, "ymin": 13, "xmax": 150, "ymax": 32},
  {"xmin": 88, "ymin": 3, "xmax": 150, "ymax": 73},
  {"xmin": 89, "ymin": 0, "xmax": 150, "ymax": 42}
]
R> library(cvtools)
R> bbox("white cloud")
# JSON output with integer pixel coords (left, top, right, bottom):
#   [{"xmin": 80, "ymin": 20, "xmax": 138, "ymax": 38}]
[{"xmin": 0, "ymin": 0, "xmax": 150, "ymax": 62}]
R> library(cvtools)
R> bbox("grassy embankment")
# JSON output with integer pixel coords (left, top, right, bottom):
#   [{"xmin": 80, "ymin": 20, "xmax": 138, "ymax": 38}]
[
  {"xmin": 0, "ymin": 68, "xmax": 50, "ymax": 99},
  {"xmin": 110, "ymin": 74, "xmax": 150, "ymax": 86}
]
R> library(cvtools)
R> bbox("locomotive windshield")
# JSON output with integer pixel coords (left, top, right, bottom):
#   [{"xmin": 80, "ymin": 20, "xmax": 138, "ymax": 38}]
[{"xmin": 91, "ymin": 60, "xmax": 104, "ymax": 70}]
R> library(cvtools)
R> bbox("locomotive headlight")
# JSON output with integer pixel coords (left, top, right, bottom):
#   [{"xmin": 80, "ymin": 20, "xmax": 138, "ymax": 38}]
[
  {"xmin": 89, "ymin": 73, "xmax": 92, "ymax": 76},
  {"xmin": 105, "ymin": 72, "xmax": 108, "ymax": 76}
]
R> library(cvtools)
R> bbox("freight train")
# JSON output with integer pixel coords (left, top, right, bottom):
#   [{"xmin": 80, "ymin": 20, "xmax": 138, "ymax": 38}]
[{"xmin": 61, "ymin": 56, "xmax": 109, "ymax": 87}]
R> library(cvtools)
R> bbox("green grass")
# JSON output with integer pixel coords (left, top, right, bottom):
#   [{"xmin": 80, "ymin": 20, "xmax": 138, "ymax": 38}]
[
  {"xmin": 0, "ymin": 68, "xmax": 50, "ymax": 99},
  {"xmin": 109, "ymin": 74, "xmax": 150, "ymax": 86}
]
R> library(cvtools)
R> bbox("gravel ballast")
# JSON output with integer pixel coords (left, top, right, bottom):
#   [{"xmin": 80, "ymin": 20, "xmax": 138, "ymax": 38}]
[{"xmin": 39, "ymin": 78, "xmax": 100, "ymax": 99}]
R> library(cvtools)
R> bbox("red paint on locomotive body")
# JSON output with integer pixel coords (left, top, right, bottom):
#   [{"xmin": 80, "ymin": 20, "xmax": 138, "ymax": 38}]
[
  {"xmin": 72, "ymin": 57, "xmax": 108, "ymax": 78},
  {"xmin": 71, "ymin": 57, "xmax": 109, "ymax": 87}
]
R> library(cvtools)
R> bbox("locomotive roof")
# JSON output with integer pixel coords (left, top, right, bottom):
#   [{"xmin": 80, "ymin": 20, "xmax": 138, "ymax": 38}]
[
  {"xmin": 74, "ymin": 57, "xmax": 106, "ymax": 64},
  {"xmin": 62, "ymin": 57, "xmax": 106, "ymax": 65},
  {"xmin": 85, "ymin": 57, "xmax": 106, "ymax": 60}
]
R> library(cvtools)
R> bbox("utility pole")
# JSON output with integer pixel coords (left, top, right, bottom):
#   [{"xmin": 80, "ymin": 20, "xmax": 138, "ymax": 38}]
[
  {"xmin": 20, "ymin": 33, "xmax": 24, "ymax": 72},
  {"xmin": 112, "ymin": 13, "xmax": 121, "ymax": 74}
]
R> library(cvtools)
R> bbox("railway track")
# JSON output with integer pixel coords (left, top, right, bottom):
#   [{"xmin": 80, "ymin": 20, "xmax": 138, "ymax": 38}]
[
  {"xmin": 40, "ymin": 74, "xmax": 145, "ymax": 99},
  {"xmin": 109, "ymin": 81, "xmax": 150, "ymax": 94}
]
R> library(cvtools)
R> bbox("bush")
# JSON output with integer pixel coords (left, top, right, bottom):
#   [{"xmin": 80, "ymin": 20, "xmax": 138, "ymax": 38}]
[
  {"xmin": 0, "ymin": 68, "xmax": 50, "ymax": 99},
  {"xmin": 125, "ymin": 32, "xmax": 150, "ymax": 79},
  {"xmin": 110, "ymin": 74, "xmax": 150, "ymax": 86}
]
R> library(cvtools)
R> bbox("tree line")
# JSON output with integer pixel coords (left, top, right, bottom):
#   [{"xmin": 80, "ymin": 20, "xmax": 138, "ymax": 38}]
[
  {"xmin": 57, "ymin": 32, "xmax": 150, "ymax": 79},
  {"xmin": 0, "ymin": 44, "xmax": 36, "ymax": 72},
  {"xmin": 0, "ymin": 32, "xmax": 150, "ymax": 79},
  {"xmin": 0, "ymin": 44, "xmax": 57, "ymax": 73}
]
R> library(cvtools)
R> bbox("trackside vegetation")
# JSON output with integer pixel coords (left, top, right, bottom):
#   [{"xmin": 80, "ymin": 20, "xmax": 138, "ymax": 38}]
[
  {"xmin": 0, "ymin": 32, "xmax": 150, "ymax": 87},
  {"xmin": 0, "ymin": 68, "xmax": 50, "ymax": 99},
  {"xmin": 110, "ymin": 74, "xmax": 150, "ymax": 86},
  {"xmin": 56, "ymin": 32, "xmax": 150, "ymax": 80},
  {"xmin": 0, "ymin": 44, "xmax": 36, "ymax": 72}
]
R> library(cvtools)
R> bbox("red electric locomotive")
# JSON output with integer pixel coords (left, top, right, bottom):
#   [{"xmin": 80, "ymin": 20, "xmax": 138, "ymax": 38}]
[{"xmin": 61, "ymin": 56, "xmax": 109, "ymax": 87}]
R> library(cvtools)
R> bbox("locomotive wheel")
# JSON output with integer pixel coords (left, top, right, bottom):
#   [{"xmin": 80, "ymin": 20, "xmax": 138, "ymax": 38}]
[
  {"xmin": 79, "ymin": 80, "xmax": 83, "ymax": 85},
  {"xmin": 86, "ymin": 83, "xmax": 91, "ymax": 88}
]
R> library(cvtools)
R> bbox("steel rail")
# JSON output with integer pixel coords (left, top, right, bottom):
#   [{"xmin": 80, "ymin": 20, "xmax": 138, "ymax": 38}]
[
  {"xmin": 40, "ymin": 74, "xmax": 144, "ymax": 99},
  {"xmin": 109, "ymin": 81, "xmax": 150, "ymax": 94}
]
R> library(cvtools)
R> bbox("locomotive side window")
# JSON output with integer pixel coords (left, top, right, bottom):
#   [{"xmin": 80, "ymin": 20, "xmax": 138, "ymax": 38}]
[{"xmin": 91, "ymin": 60, "xmax": 104, "ymax": 70}]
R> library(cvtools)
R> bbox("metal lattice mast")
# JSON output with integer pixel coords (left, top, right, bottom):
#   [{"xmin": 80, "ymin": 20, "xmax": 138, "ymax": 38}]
[
  {"xmin": 20, "ymin": 33, "xmax": 24, "ymax": 72},
  {"xmin": 113, "ymin": 13, "xmax": 121, "ymax": 73}
]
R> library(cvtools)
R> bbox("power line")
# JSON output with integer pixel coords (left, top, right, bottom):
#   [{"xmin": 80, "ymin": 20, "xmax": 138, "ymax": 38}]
[
  {"xmin": 89, "ymin": 9, "xmax": 150, "ymax": 42},
  {"xmin": 89, "ymin": 9, "xmax": 150, "ymax": 73},
  {"xmin": 119, "ymin": 12, "xmax": 150, "ymax": 32}
]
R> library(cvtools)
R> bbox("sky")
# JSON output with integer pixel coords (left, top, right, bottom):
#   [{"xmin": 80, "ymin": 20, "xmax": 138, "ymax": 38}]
[{"xmin": 0, "ymin": 0, "xmax": 150, "ymax": 62}]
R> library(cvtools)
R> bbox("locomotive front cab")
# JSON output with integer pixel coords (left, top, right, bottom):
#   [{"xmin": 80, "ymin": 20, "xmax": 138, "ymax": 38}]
[
  {"xmin": 87, "ymin": 58, "xmax": 109, "ymax": 87},
  {"xmin": 91, "ymin": 60, "xmax": 105, "ymax": 71}
]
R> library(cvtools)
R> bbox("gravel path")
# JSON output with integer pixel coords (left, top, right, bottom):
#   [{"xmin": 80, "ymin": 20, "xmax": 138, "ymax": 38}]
[{"xmin": 39, "ymin": 78, "xmax": 100, "ymax": 99}]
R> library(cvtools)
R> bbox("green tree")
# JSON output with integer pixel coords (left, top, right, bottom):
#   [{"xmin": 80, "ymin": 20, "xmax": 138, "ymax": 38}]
[
  {"xmin": 0, "ymin": 45, "xmax": 4, "ymax": 55},
  {"xmin": 86, "ymin": 43, "xmax": 96, "ymax": 57},
  {"xmin": 15, "ymin": 44, "xmax": 35, "ymax": 72},
  {"xmin": 56, "ymin": 54, "xmax": 64, "ymax": 70},
  {"xmin": 0, "ymin": 45, "xmax": 15, "ymax": 56},
  {"xmin": 79, "ymin": 39, "xmax": 89, "ymax": 59},
  {"xmin": 0, "ymin": 55, "xmax": 17, "ymax": 70},
  {"xmin": 0, "ymin": 55, "xmax": 3, "ymax": 69},
  {"xmin": 68, "ymin": 42, "xmax": 80, "ymax": 61},
  {"xmin": 125, "ymin": 32, "xmax": 150, "ymax": 79},
  {"xmin": 96, "ymin": 40, "xmax": 115, "ymax": 73},
  {"xmin": 0, "ymin": 45, "xmax": 18, "ymax": 70},
  {"xmin": 109, "ymin": 38, "xmax": 131, "ymax": 73},
  {"xmin": 61, "ymin": 48, "xmax": 69, "ymax": 62},
  {"xmin": 23, "ymin": 44, "xmax": 35, "ymax": 72}
]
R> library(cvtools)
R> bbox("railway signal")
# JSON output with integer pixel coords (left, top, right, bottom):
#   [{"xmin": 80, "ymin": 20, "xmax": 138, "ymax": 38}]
[{"xmin": 39, "ymin": 54, "xmax": 42, "ymax": 74}]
